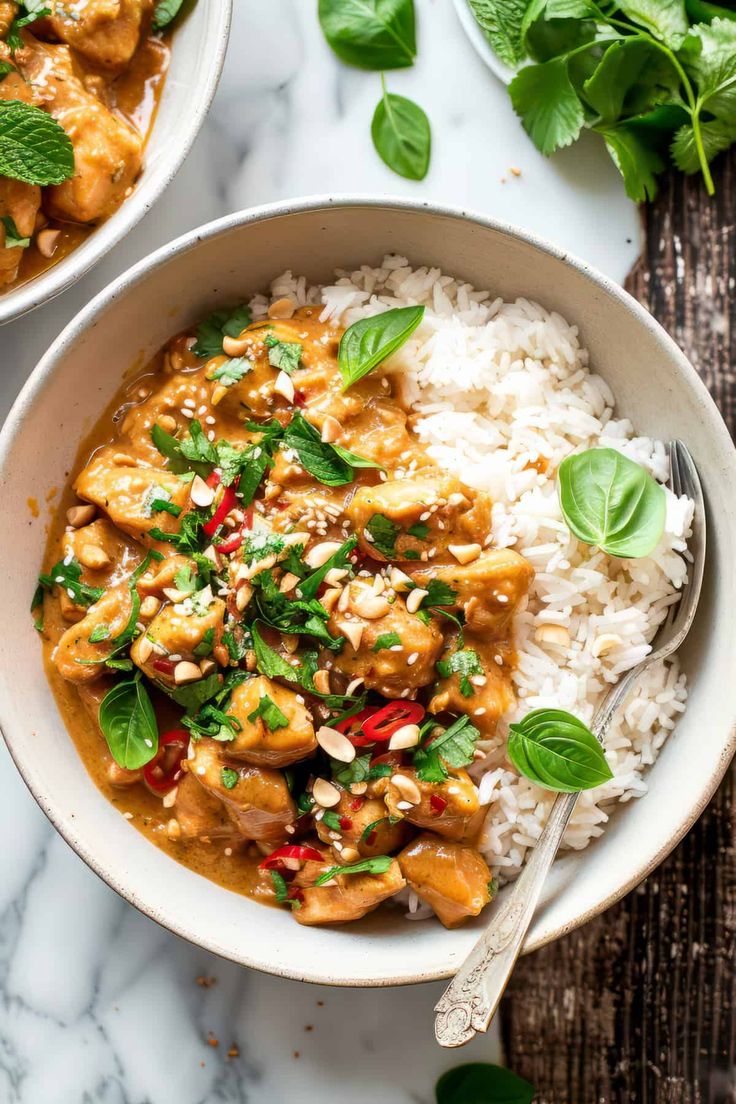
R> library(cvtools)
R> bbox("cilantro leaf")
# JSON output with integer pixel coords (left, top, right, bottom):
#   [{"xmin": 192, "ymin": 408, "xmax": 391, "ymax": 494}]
[
  {"xmin": 150, "ymin": 511, "xmax": 207, "ymax": 554},
  {"xmin": 209, "ymin": 357, "xmax": 252, "ymax": 387},
  {"xmin": 221, "ymin": 766, "xmax": 239, "ymax": 790},
  {"xmin": 194, "ymin": 304, "xmax": 252, "ymax": 358},
  {"xmin": 313, "ymin": 855, "xmax": 392, "ymax": 886},
  {"xmin": 671, "ymin": 114, "xmax": 736, "ymax": 170},
  {"xmin": 247, "ymin": 693, "xmax": 289, "ymax": 731},
  {"xmin": 413, "ymin": 715, "xmax": 481, "ymax": 783},
  {"xmin": 88, "ymin": 624, "xmax": 111, "ymax": 643},
  {"xmin": 436, "ymin": 648, "xmax": 484, "ymax": 697},
  {"xmin": 601, "ymin": 124, "xmax": 664, "ymax": 201},
  {"xmin": 582, "ymin": 39, "xmax": 679, "ymax": 124},
  {"xmin": 372, "ymin": 631, "xmax": 402, "ymax": 652},
  {"xmin": 265, "ymin": 333, "xmax": 302, "ymax": 374},
  {"xmin": 270, "ymin": 869, "xmax": 289, "ymax": 902},
  {"xmin": 680, "ymin": 16, "xmax": 736, "ymax": 117},
  {"xmin": 509, "ymin": 57, "xmax": 585, "ymax": 156},
  {"xmin": 174, "ymin": 564, "xmax": 197, "ymax": 594},
  {"xmin": 321, "ymin": 810, "xmax": 343, "ymax": 831},
  {"xmin": 1, "ymin": 214, "xmax": 29, "ymax": 249},
  {"xmin": 37, "ymin": 557, "xmax": 104, "ymax": 608},
  {"xmin": 407, "ymin": 522, "xmax": 429, "ymax": 540},
  {"xmin": 365, "ymin": 513, "xmax": 399, "ymax": 558}
]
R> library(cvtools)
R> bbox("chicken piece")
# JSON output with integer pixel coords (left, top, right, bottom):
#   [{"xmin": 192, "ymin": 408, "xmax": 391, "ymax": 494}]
[
  {"xmin": 18, "ymin": 36, "xmax": 142, "ymax": 223},
  {"xmin": 398, "ymin": 834, "xmax": 493, "ymax": 928},
  {"xmin": 0, "ymin": 3, "xmax": 18, "ymax": 37},
  {"xmin": 54, "ymin": 582, "xmax": 131, "ymax": 682},
  {"xmin": 73, "ymin": 452, "xmax": 185, "ymax": 545},
  {"xmin": 131, "ymin": 593, "xmax": 225, "ymax": 683},
  {"xmin": 294, "ymin": 859, "xmax": 405, "ymax": 926},
  {"xmin": 37, "ymin": 0, "xmax": 152, "ymax": 69},
  {"xmin": 346, "ymin": 474, "xmax": 492, "ymax": 563},
  {"xmin": 188, "ymin": 739, "xmax": 296, "ymax": 844},
  {"xmin": 135, "ymin": 553, "xmax": 194, "ymax": 596},
  {"xmin": 224, "ymin": 676, "xmax": 317, "ymax": 768},
  {"xmin": 327, "ymin": 580, "xmax": 443, "ymax": 697},
  {"xmin": 0, "ymin": 51, "xmax": 41, "ymax": 286},
  {"xmin": 315, "ymin": 791, "xmax": 412, "ymax": 859},
  {"xmin": 62, "ymin": 517, "xmax": 143, "ymax": 588},
  {"xmin": 171, "ymin": 771, "xmax": 238, "ymax": 842},
  {"xmin": 429, "ymin": 636, "xmax": 516, "ymax": 737},
  {"xmin": 412, "ymin": 549, "xmax": 533, "ymax": 637},
  {"xmin": 384, "ymin": 767, "xmax": 485, "ymax": 842}
]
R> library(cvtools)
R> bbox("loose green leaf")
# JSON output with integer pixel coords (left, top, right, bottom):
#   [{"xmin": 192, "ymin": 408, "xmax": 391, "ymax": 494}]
[
  {"xmin": 339, "ymin": 305, "xmax": 425, "ymax": 389},
  {"xmin": 436, "ymin": 648, "xmax": 484, "ymax": 697},
  {"xmin": 1, "ymin": 214, "xmax": 29, "ymax": 249},
  {"xmin": 265, "ymin": 333, "xmax": 302, "ymax": 374},
  {"xmin": 321, "ymin": 810, "xmax": 344, "ymax": 831},
  {"xmin": 251, "ymin": 623, "xmax": 301, "ymax": 682},
  {"xmin": 37, "ymin": 557, "xmax": 104, "ymax": 609},
  {"xmin": 270, "ymin": 869, "xmax": 289, "ymax": 902},
  {"xmin": 435, "ymin": 1062, "xmax": 535, "ymax": 1104},
  {"xmin": 509, "ymin": 57, "xmax": 585, "ymax": 156},
  {"xmin": 686, "ymin": 0, "xmax": 736, "ymax": 24},
  {"xmin": 672, "ymin": 114, "xmax": 736, "ymax": 170},
  {"xmin": 467, "ymin": 0, "xmax": 528, "ymax": 66},
  {"xmin": 153, "ymin": 0, "xmax": 186, "ymax": 30},
  {"xmin": 318, "ymin": 0, "xmax": 416, "ymax": 70},
  {"xmin": 221, "ymin": 766, "xmax": 239, "ymax": 790},
  {"xmin": 372, "ymin": 631, "xmax": 402, "ymax": 651},
  {"xmin": 88, "ymin": 624, "xmax": 111, "ymax": 644},
  {"xmin": 601, "ymin": 124, "xmax": 664, "ymax": 201},
  {"xmin": 283, "ymin": 411, "xmax": 378, "ymax": 486},
  {"xmin": 407, "ymin": 521, "xmax": 429, "ymax": 540},
  {"xmin": 209, "ymin": 357, "xmax": 252, "ymax": 387},
  {"xmin": 680, "ymin": 16, "xmax": 736, "ymax": 117},
  {"xmin": 0, "ymin": 100, "xmax": 74, "ymax": 185},
  {"xmin": 314, "ymin": 855, "xmax": 393, "ymax": 886},
  {"xmin": 365, "ymin": 512, "xmax": 400, "ymax": 558},
  {"xmin": 0, "ymin": 61, "xmax": 16, "ymax": 83},
  {"xmin": 371, "ymin": 83, "xmax": 431, "ymax": 180},
  {"xmin": 558, "ymin": 447, "xmax": 666, "ymax": 557},
  {"xmin": 98, "ymin": 676, "xmax": 159, "ymax": 770},
  {"xmin": 414, "ymin": 715, "xmax": 481, "ymax": 783},
  {"xmin": 507, "ymin": 707, "xmax": 613, "ymax": 792},
  {"xmin": 167, "ymin": 672, "xmax": 222, "ymax": 714},
  {"xmin": 297, "ymin": 535, "xmax": 357, "ymax": 600},
  {"xmin": 583, "ymin": 39, "xmax": 678, "ymax": 124},
  {"xmin": 247, "ymin": 693, "xmax": 289, "ymax": 731},
  {"xmin": 617, "ymin": 0, "xmax": 689, "ymax": 48},
  {"xmin": 194, "ymin": 304, "xmax": 252, "ymax": 359}
]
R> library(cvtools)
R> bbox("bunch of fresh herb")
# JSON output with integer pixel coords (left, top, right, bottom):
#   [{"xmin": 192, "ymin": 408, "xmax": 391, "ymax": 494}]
[
  {"xmin": 317, "ymin": 0, "xmax": 430, "ymax": 180},
  {"xmin": 469, "ymin": 0, "xmax": 736, "ymax": 198}
]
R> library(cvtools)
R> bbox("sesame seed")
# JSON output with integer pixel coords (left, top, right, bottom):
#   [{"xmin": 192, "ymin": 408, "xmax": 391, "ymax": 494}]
[
  {"xmin": 224, "ymin": 847, "xmax": 233, "ymax": 856},
  {"xmin": 419, "ymin": 511, "xmax": 431, "ymax": 521},
  {"xmin": 181, "ymin": 409, "xmax": 194, "ymax": 419},
  {"xmin": 406, "ymin": 652, "xmax": 419, "ymax": 666},
  {"xmin": 207, "ymin": 431, "xmax": 216, "ymax": 442},
  {"xmin": 494, "ymin": 655, "xmax": 503, "ymax": 665},
  {"xmin": 497, "ymin": 594, "xmax": 509, "ymax": 603},
  {"xmin": 197, "ymin": 405, "xmax": 208, "ymax": 415},
  {"xmin": 182, "ymin": 398, "xmax": 196, "ymax": 409},
  {"xmin": 205, "ymin": 415, "xmax": 216, "ymax": 425}
]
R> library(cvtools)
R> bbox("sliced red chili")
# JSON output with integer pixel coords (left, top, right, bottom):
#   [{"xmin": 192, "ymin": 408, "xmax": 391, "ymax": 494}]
[
  {"xmin": 335, "ymin": 706, "xmax": 382, "ymax": 746},
  {"xmin": 214, "ymin": 507, "xmax": 254, "ymax": 554},
  {"xmin": 152, "ymin": 657, "xmax": 176, "ymax": 676},
  {"xmin": 339, "ymin": 816, "xmax": 353, "ymax": 831},
  {"xmin": 430, "ymin": 794, "xmax": 448, "ymax": 815},
  {"xmin": 361, "ymin": 702, "xmax": 425, "ymax": 743},
  {"xmin": 259, "ymin": 844, "xmax": 324, "ymax": 871},
  {"xmin": 287, "ymin": 886, "xmax": 305, "ymax": 904},
  {"xmin": 349, "ymin": 797, "xmax": 365, "ymax": 812},
  {"xmin": 206, "ymin": 470, "xmax": 221, "ymax": 489},
  {"xmin": 203, "ymin": 485, "xmax": 237, "ymax": 537},
  {"xmin": 294, "ymin": 390, "xmax": 306, "ymax": 408},
  {"xmin": 143, "ymin": 728, "xmax": 188, "ymax": 795}
]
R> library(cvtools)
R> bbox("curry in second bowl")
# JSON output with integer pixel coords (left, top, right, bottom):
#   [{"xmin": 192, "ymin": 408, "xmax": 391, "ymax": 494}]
[{"xmin": 33, "ymin": 257, "xmax": 693, "ymax": 928}]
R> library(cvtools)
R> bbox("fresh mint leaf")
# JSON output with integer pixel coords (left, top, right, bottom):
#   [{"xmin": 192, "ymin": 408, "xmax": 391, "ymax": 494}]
[
  {"xmin": 247, "ymin": 693, "xmax": 289, "ymax": 731},
  {"xmin": 371, "ymin": 79, "xmax": 430, "ymax": 180},
  {"xmin": 467, "ymin": 0, "xmax": 528, "ymax": 66},
  {"xmin": 0, "ymin": 99, "xmax": 74, "ymax": 185},
  {"xmin": 1, "ymin": 214, "xmax": 29, "ymax": 249},
  {"xmin": 283, "ymin": 411, "xmax": 376, "ymax": 486},
  {"xmin": 318, "ymin": 0, "xmax": 416, "ymax": 70},
  {"xmin": 509, "ymin": 57, "xmax": 585, "ymax": 155}
]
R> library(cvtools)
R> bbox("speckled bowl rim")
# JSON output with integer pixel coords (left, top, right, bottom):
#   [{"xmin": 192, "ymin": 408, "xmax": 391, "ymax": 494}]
[
  {"xmin": 2, "ymin": 195, "xmax": 735, "ymax": 986},
  {"xmin": 0, "ymin": 0, "xmax": 232, "ymax": 327}
]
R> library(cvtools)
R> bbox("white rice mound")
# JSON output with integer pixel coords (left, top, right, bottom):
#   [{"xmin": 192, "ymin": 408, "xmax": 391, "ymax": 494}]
[{"xmin": 253, "ymin": 256, "xmax": 693, "ymax": 885}]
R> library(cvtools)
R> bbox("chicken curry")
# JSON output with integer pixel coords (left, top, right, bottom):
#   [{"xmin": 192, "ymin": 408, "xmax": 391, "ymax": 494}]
[
  {"xmin": 35, "ymin": 298, "xmax": 534, "ymax": 928},
  {"xmin": 0, "ymin": 0, "xmax": 172, "ymax": 294}
]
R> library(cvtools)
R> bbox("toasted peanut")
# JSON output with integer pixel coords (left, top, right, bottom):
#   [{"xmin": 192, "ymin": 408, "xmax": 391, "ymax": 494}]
[
  {"xmin": 78, "ymin": 544, "xmax": 110, "ymax": 570},
  {"xmin": 313, "ymin": 778, "xmax": 341, "ymax": 807},
  {"xmin": 305, "ymin": 541, "xmax": 343, "ymax": 569},
  {"xmin": 449, "ymin": 543, "xmax": 482, "ymax": 565},
  {"xmin": 316, "ymin": 726, "xmax": 356, "ymax": 763},
  {"xmin": 389, "ymin": 567, "xmax": 413, "ymax": 591},
  {"xmin": 235, "ymin": 583, "xmax": 253, "ymax": 612},
  {"xmin": 405, "ymin": 587, "xmax": 428, "ymax": 614},
  {"xmin": 199, "ymin": 658, "xmax": 217, "ymax": 676},
  {"xmin": 245, "ymin": 649, "xmax": 257, "ymax": 672},
  {"xmin": 279, "ymin": 572, "xmax": 300, "ymax": 594},
  {"xmin": 222, "ymin": 334, "xmax": 250, "ymax": 357},
  {"xmin": 36, "ymin": 228, "xmax": 61, "ymax": 258},
  {"xmin": 320, "ymin": 587, "xmax": 342, "ymax": 615},
  {"xmin": 273, "ymin": 370, "xmax": 295, "ymax": 402},
  {"xmin": 320, "ymin": 415, "xmax": 342, "ymax": 443},
  {"xmin": 313, "ymin": 669, "xmax": 331, "ymax": 695},
  {"xmin": 213, "ymin": 643, "xmax": 229, "ymax": 667},
  {"xmin": 392, "ymin": 773, "xmax": 422, "ymax": 805},
  {"xmin": 339, "ymin": 620, "xmax": 364, "ymax": 651},
  {"xmin": 163, "ymin": 586, "xmax": 192, "ymax": 603},
  {"xmin": 190, "ymin": 475, "xmax": 215, "ymax": 508},
  {"xmin": 166, "ymin": 818, "xmax": 182, "ymax": 841},
  {"xmin": 268, "ymin": 297, "xmax": 296, "ymax": 320},
  {"xmin": 282, "ymin": 633, "xmax": 299, "ymax": 654},
  {"xmin": 66, "ymin": 504, "xmax": 96, "ymax": 528},
  {"xmin": 350, "ymin": 590, "xmax": 391, "ymax": 620},
  {"xmin": 592, "ymin": 633, "xmax": 622, "ymax": 658},
  {"xmin": 174, "ymin": 661, "xmax": 202, "ymax": 685},
  {"xmin": 340, "ymin": 846, "xmax": 361, "ymax": 862},
  {"xmin": 388, "ymin": 724, "xmax": 421, "ymax": 751},
  {"xmin": 157, "ymin": 414, "xmax": 177, "ymax": 434},
  {"xmin": 534, "ymin": 624, "xmax": 571, "ymax": 648},
  {"xmin": 136, "ymin": 636, "xmax": 154, "ymax": 663},
  {"xmin": 139, "ymin": 595, "xmax": 161, "ymax": 619}
]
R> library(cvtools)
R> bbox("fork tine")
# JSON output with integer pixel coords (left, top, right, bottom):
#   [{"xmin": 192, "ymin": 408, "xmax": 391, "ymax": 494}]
[{"xmin": 668, "ymin": 439, "xmax": 683, "ymax": 497}]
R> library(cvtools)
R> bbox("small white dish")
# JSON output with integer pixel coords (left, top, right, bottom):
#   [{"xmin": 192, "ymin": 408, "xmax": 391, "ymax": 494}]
[
  {"xmin": 0, "ymin": 0, "xmax": 232, "ymax": 326},
  {"xmin": 1, "ymin": 197, "xmax": 734, "ymax": 985},
  {"xmin": 452, "ymin": 0, "xmax": 517, "ymax": 84}
]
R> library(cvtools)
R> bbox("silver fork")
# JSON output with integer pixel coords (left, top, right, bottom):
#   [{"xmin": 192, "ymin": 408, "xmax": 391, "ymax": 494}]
[{"xmin": 434, "ymin": 440, "xmax": 706, "ymax": 1048}]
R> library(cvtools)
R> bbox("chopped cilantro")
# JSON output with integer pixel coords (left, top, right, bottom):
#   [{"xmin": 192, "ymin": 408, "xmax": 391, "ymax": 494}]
[
  {"xmin": 193, "ymin": 627, "xmax": 215, "ymax": 657},
  {"xmin": 247, "ymin": 693, "xmax": 289, "ymax": 731},
  {"xmin": 407, "ymin": 522, "xmax": 430, "ymax": 540},
  {"xmin": 314, "ymin": 855, "xmax": 392, "ymax": 886},
  {"xmin": 209, "ymin": 356, "xmax": 252, "ymax": 387},
  {"xmin": 270, "ymin": 869, "xmax": 289, "ymax": 902},
  {"xmin": 436, "ymin": 648, "xmax": 483, "ymax": 697},
  {"xmin": 265, "ymin": 333, "xmax": 302, "ymax": 374},
  {"xmin": 321, "ymin": 810, "xmax": 343, "ymax": 831},
  {"xmin": 88, "ymin": 624, "xmax": 111, "ymax": 644},
  {"xmin": 194, "ymin": 304, "xmax": 252, "ymax": 359},
  {"xmin": 413, "ymin": 715, "xmax": 481, "ymax": 783},
  {"xmin": 36, "ymin": 557, "xmax": 104, "ymax": 609},
  {"xmin": 365, "ymin": 513, "xmax": 399, "ymax": 558},
  {"xmin": 372, "ymin": 631, "xmax": 401, "ymax": 652},
  {"xmin": 221, "ymin": 767, "xmax": 239, "ymax": 790}
]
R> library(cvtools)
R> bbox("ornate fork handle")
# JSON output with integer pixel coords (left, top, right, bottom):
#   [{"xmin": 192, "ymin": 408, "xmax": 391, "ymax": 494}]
[{"xmin": 434, "ymin": 672, "xmax": 637, "ymax": 1048}]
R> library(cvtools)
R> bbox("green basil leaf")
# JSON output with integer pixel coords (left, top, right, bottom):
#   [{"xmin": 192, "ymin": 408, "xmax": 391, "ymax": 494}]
[
  {"xmin": 298, "ymin": 535, "xmax": 357, "ymax": 600},
  {"xmin": 558, "ymin": 447, "xmax": 666, "ymax": 558},
  {"xmin": 314, "ymin": 854, "xmax": 392, "ymax": 886},
  {"xmin": 509, "ymin": 57, "xmax": 585, "ymax": 156},
  {"xmin": 1, "ymin": 214, "xmax": 29, "ymax": 249},
  {"xmin": 331, "ymin": 443, "xmax": 384, "ymax": 472},
  {"xmin": 507, "ymin": 707, "xmax": 613, "ymax": 792},
  {"xmin": 467, "ymin": 0, "xmax": 528, "ymax": 66},
  {"xmin": 371, "ymin": 84, "xmax": 431, "ymax": 180},
  {"xmin": 99, "ymin": 676, "xmax": 159, "ymax": 770},
  {"xmin": 153, "ymin": 0, "xmax": 185, "ymax": 30},
  {"xmin": 247, "ymin": 693, "xmax": 289, "ymax": 731},
  {"xmin": 435, "ymin": 1062, "xmax": 535, "ymax": 1104},
  {"xmin": 0, "ymin": 99, "xmax": 74, "ymax": 185},
  {"xmin": 339, "ymin": 304, "xmax": 424, "ymax": 389},
  {"xmin": 282, "ymin": 412, "xmax": 353, "ymax": 486},
  {"xmin": 318, "ymin": 0, "xmax": 416, "ymax": 70}
]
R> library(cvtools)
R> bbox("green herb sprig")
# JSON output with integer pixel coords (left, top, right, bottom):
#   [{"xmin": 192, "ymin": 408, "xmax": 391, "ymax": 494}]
[{"xmin": 507, "ymin": 707, "xmax": 614, "ymax": 792}]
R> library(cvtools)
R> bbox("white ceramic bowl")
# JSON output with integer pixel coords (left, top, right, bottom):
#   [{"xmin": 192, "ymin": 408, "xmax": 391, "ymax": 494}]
[
  {"xmin": 0, "ymin": 0, "xmax": 231, "ymax": 326},
  {"xmin": 2, "ymin": 197, "xmax": 735, "ymax": 986}
]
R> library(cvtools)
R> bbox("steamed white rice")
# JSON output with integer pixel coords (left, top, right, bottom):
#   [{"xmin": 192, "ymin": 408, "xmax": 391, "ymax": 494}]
[{"xmin": 253, "ymin": 256, "xmax": 693, "ymax": 886}]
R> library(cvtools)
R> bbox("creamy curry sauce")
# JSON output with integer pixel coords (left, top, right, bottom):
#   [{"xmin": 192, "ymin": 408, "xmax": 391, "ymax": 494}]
[
  {"xmin": 0, "ymin": 1, "xmax": 170, "ymax": 294},
  {"xmin": 37, "ymin": 305, "xmax": 535, "ymax": 928}
]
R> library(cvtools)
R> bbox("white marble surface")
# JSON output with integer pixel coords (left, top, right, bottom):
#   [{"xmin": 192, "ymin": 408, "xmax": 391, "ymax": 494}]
[{"xmin": 0, "ymin": 2, "xmax": 643, "ymax": 1100}]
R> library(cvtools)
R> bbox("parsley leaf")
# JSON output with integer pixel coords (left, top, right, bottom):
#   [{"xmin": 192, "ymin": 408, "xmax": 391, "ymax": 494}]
[
  {"xmin": 413, "ymin": 715, "xmax": 481, "ymax": 783},
  {"xmin": 436, "ymin": 648, "xmax": 484, "ymax": 697},
  {"xmin": 247, "ymin": 693, "xmax": 289, "ymax": 731}
]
